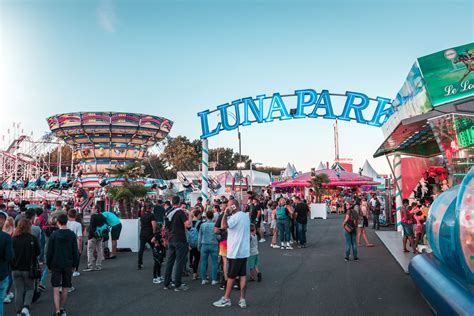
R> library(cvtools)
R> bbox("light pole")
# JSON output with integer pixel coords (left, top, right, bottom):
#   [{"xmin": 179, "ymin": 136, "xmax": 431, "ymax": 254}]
[
  {"xmin": 250, "ymin": 162, "xmax": 262, "ymax": 191},
  {"xmin": 236, "ymin": 161, "xmax": 245, "ymax": 207}
]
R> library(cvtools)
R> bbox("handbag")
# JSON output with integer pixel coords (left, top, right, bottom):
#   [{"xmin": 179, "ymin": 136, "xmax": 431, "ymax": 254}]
[
  {"xmin": 29, "ymin": 239, "xmax": 41, "ymax": 279},
  {"xmin": 343, "ymin": 211, "xmax": 356, "ymax": 233}
]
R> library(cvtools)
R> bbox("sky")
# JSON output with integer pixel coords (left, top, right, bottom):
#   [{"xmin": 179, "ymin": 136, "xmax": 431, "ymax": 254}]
[{"xmin": 0, "ymin": 0, "xmax": 473, "ymax": 175}]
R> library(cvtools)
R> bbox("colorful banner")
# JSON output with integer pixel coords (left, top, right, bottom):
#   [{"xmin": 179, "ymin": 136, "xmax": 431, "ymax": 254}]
[
  {"xmin": 382, "ymin": 63, "xmax": 432, "ymax": 138},
  {"xmin": 418, "ymin": 43, "xmax": 474, "ymax": 106}
]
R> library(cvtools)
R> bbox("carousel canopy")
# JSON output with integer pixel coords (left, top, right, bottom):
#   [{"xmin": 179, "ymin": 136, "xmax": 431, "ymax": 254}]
[{"xmin": 272, "ymin": 168, "xmax": 380, "ymax": 188}]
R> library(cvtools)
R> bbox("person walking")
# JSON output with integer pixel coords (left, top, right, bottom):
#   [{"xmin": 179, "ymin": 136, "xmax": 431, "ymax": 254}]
[
  {"xmin": 342, "ymin": 202, "xmax": 359, "ymax": 261},
  {"xmin": 47, "ymin": 214, "xmax": 79, "ymax": 316},
  {"xmin": 0, "ymin": 212, "xmax": 13, "ymax": 316},
  {"xmin": 66, "ymin": 209, "xmax": 83, "ymax": 278},
  {"xmin": 84, "ymin": 205, "xmax": 107, "ymax": 272},
  {"xmin": 198, "ymin": 210, "xmax": 219, "ymax": 285},
  {"xmin": 357, "ymin": 198, "xmax": 374, "ymax": 247},
  {"xmin": 293, "ymin": 197, "xmax": 310, "ymax": 248},
  {"xmin": 188, "ymin": 208, "xmax": 203, "ymax": 280},
  {"xmin": 163, "ymin": 196, "xmax": 190, "ymax": 292},
  {"xmin": 213, "ymin": 199, "xmax": 250, "ymax": 309},
  {"xmin": 151, "ymin": 225, "xmax": 166, "ymax": 284},
  {"xmin": 370, "ymin": 194, "xmax": 381, "ymax": 230},
  {"xmin": 275, "ymin": 198, "xmax": 293, "ymax": 250},
  {"xmin": 11, "ymin": 219, "xmax": 40, "ymax": 316},
  {"xmin": 270, "ymin": 202, "xmax": 279, "ymax": 248},
  {"xmin": 401, "ymin": 199, "xmax": 416, "ymax": 254},
  {"xmin": 100, "ymin": 210, "xmax": 122, "ymax": 259},
  {"xmin": 137, "ymin": 203, "xmax": 157, "ymax": 270}
]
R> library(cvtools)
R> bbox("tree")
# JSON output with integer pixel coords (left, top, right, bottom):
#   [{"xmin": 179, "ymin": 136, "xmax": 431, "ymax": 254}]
[
  {"xmin": 209, "ymin": 148, "xmax": 236, "ymax": 170},
  {"xmin": 310, "ymin": 173, "xmax": 330, "ymax": 203},
  {"xmin": 256, "ymin": 166, "xmax": 284, "ymax": 176},
  {"xmin": 160, "ymin": 136, "xmax": 200, "ymax": 172},
  {"xmin": 40, "ymin": 145, "xmax": 73, "ymax": 175},
  {"xmin": 143, "ymin": 154, "xmax": 175, "ymax": 179},
  {"xmin": 107, "ymin": 162, "xmax": 149, "ymax": 219}
]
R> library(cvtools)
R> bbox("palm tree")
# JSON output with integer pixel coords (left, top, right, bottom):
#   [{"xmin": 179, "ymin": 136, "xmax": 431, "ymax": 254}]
[
  {"xmin": 107, "ymin": 162, "xmax": 149, "ymax": 219},
  {"xmin": 310, "ymin": 173, "xmax": 330, "ymax": 203}
]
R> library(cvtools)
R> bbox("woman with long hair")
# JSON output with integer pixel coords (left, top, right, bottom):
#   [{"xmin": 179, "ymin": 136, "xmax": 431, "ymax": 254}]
[
  {"xmin": 342, "ymin": 202, "xmax": 358, "ymax": 261},
  {"xmin": 357, "ymin": 198, "xmax": 374, "ymax": 247},
  {"xmin": 12, "ymin": 218, "xmax": 40, "ymax": 316}
]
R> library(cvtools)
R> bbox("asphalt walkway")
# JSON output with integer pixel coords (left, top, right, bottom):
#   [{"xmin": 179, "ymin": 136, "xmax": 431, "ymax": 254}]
[{"xmin": 6, "ymin": 214, "xmax": 432, "ymax": 315}]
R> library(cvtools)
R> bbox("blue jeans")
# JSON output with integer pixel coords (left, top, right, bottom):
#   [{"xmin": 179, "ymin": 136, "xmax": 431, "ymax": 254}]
[
  {"xmin": 0, "ymin": 277, "xmax": 8, "ymax": 316},
  {"xmin": 344, "ymin": 231, "xmax": 358, "ymax": 259},
  {"xmin": 164, "ymin": 242, "xmax": 188, "ymax": 287},
  {"xmin": 200, "ymin": 244, "xmax": 218, "ymax": 281},
  {"xmin": 277, "ymin": 219, "xmax": 290, "ymax": 244},
  {"xmin": 296, "ymin": 222, "xmax": 307, "ymax": 245}
]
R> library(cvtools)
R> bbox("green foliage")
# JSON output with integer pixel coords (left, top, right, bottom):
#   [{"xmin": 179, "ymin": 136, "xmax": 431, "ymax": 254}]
[
  {"xmin": 310, "ymin": 173, "xmax": 330, "ymax": 203},
  {"xmin": 160, "ymin": 136, "xmax": 201, "ymax": 172},
  {"xmin": 108, "ymin": 183, "xmax": 149, "ymax": 200},
  {"xmin": 143, "ymin": 154, "xmax": 175, "ymax": 179}
]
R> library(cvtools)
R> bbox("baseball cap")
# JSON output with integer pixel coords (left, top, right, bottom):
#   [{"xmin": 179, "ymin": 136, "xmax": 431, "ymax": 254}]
[{"xmin": 7, "ymin": 202, "xmax": 15, "ymax": 208}]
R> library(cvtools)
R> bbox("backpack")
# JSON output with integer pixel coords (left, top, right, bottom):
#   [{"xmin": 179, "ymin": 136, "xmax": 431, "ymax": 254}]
[
  {"xmin": 95, "ymin": 223, "xmax": 110, "ymax": 238},
  {"xmin": 188, "ymin": 220, "xmax": 202, "ymax": 248},
  {"xmin": 276, "ymin": 206, "xmax": 287, "ymax": 220}
]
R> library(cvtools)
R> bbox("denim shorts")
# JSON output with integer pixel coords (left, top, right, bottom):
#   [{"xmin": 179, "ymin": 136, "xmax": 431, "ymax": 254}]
[{"xmin": 402, "ymin": 223, "xmax": 414, "ymax": 237}]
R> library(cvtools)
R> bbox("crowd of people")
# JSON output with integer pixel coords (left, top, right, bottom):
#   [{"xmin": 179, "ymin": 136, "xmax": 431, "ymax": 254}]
[{"xmin": 0, "ymin": 192, "xmax": 313, "ymax": 315}]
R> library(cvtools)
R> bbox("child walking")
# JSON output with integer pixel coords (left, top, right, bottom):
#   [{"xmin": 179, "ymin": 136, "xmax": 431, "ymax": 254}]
[
  {"xmin": 248, "ymin": 224, "xmax": 262, "ymax": 282},
  {"xmin": 152, "ymin": 225, "xmax": 166, "ymax": 284}
]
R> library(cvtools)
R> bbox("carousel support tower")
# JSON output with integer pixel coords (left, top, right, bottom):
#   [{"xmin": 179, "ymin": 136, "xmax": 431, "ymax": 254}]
[{"xmin": 47, "ymin": 112, "xmax": 173, "ymax": 188}]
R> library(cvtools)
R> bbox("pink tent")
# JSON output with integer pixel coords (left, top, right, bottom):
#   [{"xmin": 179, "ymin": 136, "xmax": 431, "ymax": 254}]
[{"xmin": 272, "ymin": 169, "xmax": 380, "ymax": 188}]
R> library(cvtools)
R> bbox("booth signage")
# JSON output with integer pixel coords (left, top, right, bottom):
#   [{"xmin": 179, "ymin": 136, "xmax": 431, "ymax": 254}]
[
  {"xmin": 418, "ymin": 42, "xmax": 474, "ymax": 106},
  {"xmin": 197, "ymin": 89, "xmax": 393, "ymax": 139}
]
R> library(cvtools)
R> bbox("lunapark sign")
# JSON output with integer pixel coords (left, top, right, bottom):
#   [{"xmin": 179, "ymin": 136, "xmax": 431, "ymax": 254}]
[{"xmin": 197, "ymin": 89, "xmax": 394, "ymax": 139}]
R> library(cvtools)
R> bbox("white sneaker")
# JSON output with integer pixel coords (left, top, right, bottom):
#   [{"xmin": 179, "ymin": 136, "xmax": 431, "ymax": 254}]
[
  {"xmin": 3, "ymin": 292, "xmax": 13, "ymax": 303},
  {"xmin": 213, "ymin": 297, "xmax": 231, "ymax": 307},
  {"xmin": 72, "ymin": 271, "xmax": 81, "ymax": 277},
  {"xmin": 153, "ymin": 278, "xmax": 160, "ymax": 284},
  {"xmin": 259, "ymin": 239, "xmax": 266, "ymax": 243},
  {"xmin": 202, "ymin": 280, "xmax": 209, "ymax": 285},
  {"xmin": 21, "ymin": 307, "xmax": 30, "ymax": 316},
  {"xmin": 238, "ymin": 299, "xmax": 247, "ymax": 309},
  {"xmin": 286, "ymin": 243, "xmax": 293, "ymax": 250},
  {"xmin": 68, "ymin": 286, "xmax": 75, "ymax": 293},
  {"xmin": 211, "ymin": 280, "xmax": 219, "ymax": 285}
]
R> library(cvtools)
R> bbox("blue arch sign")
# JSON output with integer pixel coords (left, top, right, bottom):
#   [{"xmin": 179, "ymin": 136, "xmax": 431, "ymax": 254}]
[{"xmin": 198, "ymin": 89, "xmax": 393, "ymax": 139}]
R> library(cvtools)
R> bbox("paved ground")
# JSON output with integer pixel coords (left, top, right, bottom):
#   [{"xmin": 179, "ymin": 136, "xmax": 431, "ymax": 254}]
[{"xmin": 6, "ymin": 214, "xmax": 432, "ymax": 316}]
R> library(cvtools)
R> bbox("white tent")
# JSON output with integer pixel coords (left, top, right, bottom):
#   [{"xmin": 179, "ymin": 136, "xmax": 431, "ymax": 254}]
[
  {"xmin": 316, "ymin": 162, "xmax": 325, "ymax": 171},
  {"xmin": 361, "ymin": 160, "xmax": 380, "ymax": 178},
  {"xmin": 281, "ymin": 163, "xmax": 294, "ymax": 178}
]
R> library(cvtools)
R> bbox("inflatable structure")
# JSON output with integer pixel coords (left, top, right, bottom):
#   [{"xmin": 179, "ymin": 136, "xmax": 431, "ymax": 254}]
[{"xmin": 409, "ymin": 166, "xmax": 474, "ymax": 315}]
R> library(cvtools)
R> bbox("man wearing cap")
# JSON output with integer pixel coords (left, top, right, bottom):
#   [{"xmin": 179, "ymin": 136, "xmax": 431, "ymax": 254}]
[
  {"xmin": 6, "ymin": 202, "xmax": 18, "ymax": 219},
  {"xmin": 0, "ymin": 211, "xmax": 14, "ymax": 316}
]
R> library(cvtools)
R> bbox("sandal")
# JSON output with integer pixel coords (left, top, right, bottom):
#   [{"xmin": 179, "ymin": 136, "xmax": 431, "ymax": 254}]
[
  {"xmin": 366, "ymin": 244, "xmax": 374, "ymax": 247},
  {"xmin": 403, "ymin": 249, "xmax": 409, "ymax": 253}
]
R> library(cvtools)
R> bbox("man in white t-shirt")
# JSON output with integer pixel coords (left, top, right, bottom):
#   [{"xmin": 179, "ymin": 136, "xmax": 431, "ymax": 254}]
[
  {"xmin": 66, "ymin": 209, "xmax": 83, "ymax": 277},
  {"xmin": 213, "ymin": 199, "xmax": 250, "ymax": 309}
]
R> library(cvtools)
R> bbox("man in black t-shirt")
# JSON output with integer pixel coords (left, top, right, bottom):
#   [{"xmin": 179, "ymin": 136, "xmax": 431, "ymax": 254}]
[
  {"xmin": 138, "ymin": 204, "xmax": 157, "ymax": 270},
  {"xmin": 163, "ymin": 196, "xmax": 190, "ymax": 291},
  {"xmin": 250, "ymin": 198, "xmax": 265, "ymax": 242},
  {"xmin": 153, "ymin": 200, "xmax": 166, "ymax": 225},
  {"xmin": 293, "ymin": 197, "xmax": 310, "ymax": 248}
]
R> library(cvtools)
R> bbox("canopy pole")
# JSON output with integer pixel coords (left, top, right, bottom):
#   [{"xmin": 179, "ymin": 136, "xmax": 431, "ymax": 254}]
[
  {"xmin": 201, "ymin": 138, "xmax": 209, "ymax": 202},
  {"xmin": 392, "ymin": 154, "xmax": 403, "ymax": 232}
]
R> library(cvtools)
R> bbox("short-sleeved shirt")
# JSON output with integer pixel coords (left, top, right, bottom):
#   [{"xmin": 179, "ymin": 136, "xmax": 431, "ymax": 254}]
[
  {"xmin": 153, "ymin": 205, "xmax": 166, "ymax": 224},
  {"xmin": 226, "ymin": 211, "xmax": 250, "ymax": 259},
  {"xmin": 67, "ymin": 220, "xmax": 83, "ymax": 237},
  {"xmin": 166, "ymin": 209, "xmax": 188, "ymax": 243},
  {"xmin": 101, "ymin": 211, "xmax": 121, "ymax": 227},
  {"xmin": 294, "ymin": 203, "xmax": 309, "ymax": 224},
  {"xmin": 140, "ymin": 212, "xmax": 156, "ymax": 239},
  {"xmin": 214, "ymin": 212, "xmax": 227, "ymax": 241}
]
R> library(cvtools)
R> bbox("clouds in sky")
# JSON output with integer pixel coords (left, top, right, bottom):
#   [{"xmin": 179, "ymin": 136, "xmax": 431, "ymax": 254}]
[{"xmin": 97, "ymin": 0, "xmax": 117, "ymax": 32}]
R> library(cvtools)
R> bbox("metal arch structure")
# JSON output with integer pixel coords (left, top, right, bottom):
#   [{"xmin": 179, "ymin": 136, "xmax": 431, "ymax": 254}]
[{"xmin": 47, "ymin": 112, "xmax": 173, "ymax": 188}]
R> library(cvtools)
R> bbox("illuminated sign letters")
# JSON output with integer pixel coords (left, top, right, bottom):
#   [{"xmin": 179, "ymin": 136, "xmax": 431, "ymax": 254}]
[{"xmin": 198, "ymin": 89, "xmax": 393, "ymax": 139}]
